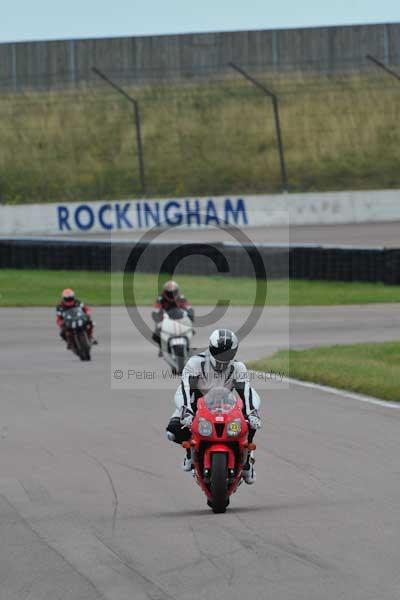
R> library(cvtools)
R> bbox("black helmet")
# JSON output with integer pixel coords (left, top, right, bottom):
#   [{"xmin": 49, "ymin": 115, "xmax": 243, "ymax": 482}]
[{"xmin": 209, "ymin": 329, "xmax": 238, "ymax": 372}]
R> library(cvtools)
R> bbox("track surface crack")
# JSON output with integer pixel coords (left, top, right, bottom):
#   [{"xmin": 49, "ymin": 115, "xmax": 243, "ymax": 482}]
[
  {"xmin": 0, "ymin": 493, "xmax": 106, "ymax": 600},
  {"xmin": 82, "ymin": 450, "xmax": 119, "ymax": 533},
  {"xmin": 94, "ymin": 534, "xmax": 175, "ymax": 600}
]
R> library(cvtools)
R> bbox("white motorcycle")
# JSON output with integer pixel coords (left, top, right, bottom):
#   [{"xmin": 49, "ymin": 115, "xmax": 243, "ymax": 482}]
[{"xmin": 159, "ymin": 308, "xmax": 194, "ymax": 375}]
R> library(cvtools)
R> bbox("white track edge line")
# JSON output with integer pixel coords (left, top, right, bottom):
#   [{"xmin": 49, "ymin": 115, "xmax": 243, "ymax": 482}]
[{"xmin": 285, "ymin": 376, "xmax": 400, "ymax": 409}]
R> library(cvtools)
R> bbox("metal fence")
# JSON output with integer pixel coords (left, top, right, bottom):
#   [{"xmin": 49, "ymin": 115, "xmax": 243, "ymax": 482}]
[
  {"xmin": 1, "ymin": 23, "xmax": 400, "ymax": 91},
  {"xmin": 0, "ymin": 35, "xmax": 400, "ymax": 204},
  {"xmin": 1, "ymin": 66, "xmax": 400, "ymax": 203}
]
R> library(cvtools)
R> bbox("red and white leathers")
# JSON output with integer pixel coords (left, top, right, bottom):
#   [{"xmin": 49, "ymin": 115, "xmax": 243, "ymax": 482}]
[
  {"xmin": 152, "ymin": 294, "xmax": 194, "ymax": 323},
  {"xmin": 152, "ymin": 294, "xmax": 194, "ymax": 347}
]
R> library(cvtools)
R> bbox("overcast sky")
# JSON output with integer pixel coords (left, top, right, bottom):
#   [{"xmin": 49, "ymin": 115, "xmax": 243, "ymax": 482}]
[{"xmin": 1, "ymin": 0, "xmax": 399, "ymax": 43}]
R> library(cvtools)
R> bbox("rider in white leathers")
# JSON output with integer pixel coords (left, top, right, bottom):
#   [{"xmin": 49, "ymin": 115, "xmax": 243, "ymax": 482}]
[{"xmin": 166, "ymin": 329, "xmax": 262, "ymax": 484}]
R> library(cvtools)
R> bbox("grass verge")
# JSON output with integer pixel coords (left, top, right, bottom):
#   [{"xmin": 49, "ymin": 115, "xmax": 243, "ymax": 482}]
[
  {"xmin": 1, "ymin": 73, "xmax": 400, "ymax": 203},
  {"xmin": 1, "ymin": 269, "xmax": 400, "ymax": 306},
  {"xmin": 248, "ymin": 342, "xmax": 400, "ymax": 402}
]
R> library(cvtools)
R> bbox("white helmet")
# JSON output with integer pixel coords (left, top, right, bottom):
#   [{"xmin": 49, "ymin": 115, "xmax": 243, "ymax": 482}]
[{"xmin": 209, "ymin": 329, "xmax": 238, "ymax": 372}]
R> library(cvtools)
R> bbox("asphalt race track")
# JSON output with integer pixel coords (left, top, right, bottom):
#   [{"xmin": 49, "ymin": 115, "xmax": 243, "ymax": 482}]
[
  {"xmin": 1, "ymin": 305, "xmax": 400, "ymax": 600},
  {"xmin": 24, "ymin": 221, "xmax": 400, "ymax": 247}
]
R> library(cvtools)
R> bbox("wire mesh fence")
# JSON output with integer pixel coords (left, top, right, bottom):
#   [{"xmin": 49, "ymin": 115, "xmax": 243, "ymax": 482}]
[{"xmin": 0, "ymin": 59, "xmax": 399, "ymax": 203}]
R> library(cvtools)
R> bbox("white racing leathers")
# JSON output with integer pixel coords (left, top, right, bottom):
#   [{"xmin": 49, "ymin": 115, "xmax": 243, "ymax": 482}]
[{"xmin": 171, "ymin": 351, "xmax": 261, "ymax": 426}]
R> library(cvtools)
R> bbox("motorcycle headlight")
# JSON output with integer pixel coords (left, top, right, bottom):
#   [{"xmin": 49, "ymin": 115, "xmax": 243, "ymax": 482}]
[
  {"xmin": 198, "ymin": 418, "xmax": 212, "ymax": 437},
  {"xmin": 227, "ymin": 419, "xmax": 242, "ymax": 437},
  {"xmin": 78, "ymin": 319, "xmax": 83, "ymax": 327},
  {"xmin": 72, "ymin": 321, "xmax": 77, "ymax": 328}
]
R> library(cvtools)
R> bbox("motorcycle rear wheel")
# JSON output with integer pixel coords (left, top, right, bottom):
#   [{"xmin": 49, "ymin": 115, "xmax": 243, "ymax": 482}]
[{"xmin": 210, "ymin": 453, "xmax": 229, "ymax": 514}]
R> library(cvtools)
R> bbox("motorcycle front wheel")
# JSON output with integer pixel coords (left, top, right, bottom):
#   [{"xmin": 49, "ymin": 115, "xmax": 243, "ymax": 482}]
[
  {"xmin": 210, "ymin": 453, "xmax": 229, "ymax": 514},
  {"xmin": 76, "ymin": 330, "xmax": 91, "ymax": 361},
  {"xmin": 173, "ymin": 344, "xmax": 186, "ymax": 375}
]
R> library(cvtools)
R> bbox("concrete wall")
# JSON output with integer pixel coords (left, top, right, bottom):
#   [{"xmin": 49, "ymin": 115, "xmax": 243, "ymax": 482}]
[
  {"xmin": 1, "ymin": 190, "xmax": 400, "ymax": 236},
  {"xmin": 1, "ymin": 23, "xmax": 399, "ymax": 90}
]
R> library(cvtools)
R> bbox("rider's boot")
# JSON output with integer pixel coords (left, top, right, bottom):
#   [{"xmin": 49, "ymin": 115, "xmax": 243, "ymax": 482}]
[
  {"xmin": 242, "ymin": 450, "xmax": 256, "ymax": 484},
  {"xmin": 181, "ymin": 448, "xmax": 193, "ymax": 472},
  {"xmin": 165, "ymin": 431, "xmax": 176, "ymax": 442},
  {"xmin": 60, "ymin": 330, "xmax": 72, "ymax": 350},
  {"xmin": 152, "ymin": 330, "xmax": 162, "ymax": 356},
  {"xmin": 87, "ymin": 323, "xmax": 98, "ymax": 345}
]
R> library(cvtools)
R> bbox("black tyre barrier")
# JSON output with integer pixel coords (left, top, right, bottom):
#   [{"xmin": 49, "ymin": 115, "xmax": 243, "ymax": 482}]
[{"xmin": 0, "ymin": 238, "xmax": 399, "ymax": 284}]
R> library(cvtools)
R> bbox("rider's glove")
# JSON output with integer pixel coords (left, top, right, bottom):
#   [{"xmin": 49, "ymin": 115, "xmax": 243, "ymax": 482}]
[
  {"xmin": 248, "ymin": 412, "xmax": 262, "ymax": 430},
  {"xmin": 180, "ymin": 408, "xmax": 194, "ymax": 429}
]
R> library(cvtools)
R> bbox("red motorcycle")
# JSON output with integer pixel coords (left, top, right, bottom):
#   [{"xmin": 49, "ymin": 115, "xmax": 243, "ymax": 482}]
[{"xmin": 183, "ymin": 387, "xmax": 256, "ymax": 513}]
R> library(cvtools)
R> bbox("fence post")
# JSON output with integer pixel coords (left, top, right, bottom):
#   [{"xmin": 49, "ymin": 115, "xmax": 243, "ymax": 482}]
[
  {"xmin": 69, "ymin": 40, "xmax": 77, "ymax": 88},
  {"xmin": 11, "ymin": 43, "xmax": 17, "ymax": 92},
  {"xmin": 228, "ymin": 61, "xmax": 288, "ymax": 193},
  {"xmin": 92, "ymin": 66, "xmax": 147, "ymax": 196}
]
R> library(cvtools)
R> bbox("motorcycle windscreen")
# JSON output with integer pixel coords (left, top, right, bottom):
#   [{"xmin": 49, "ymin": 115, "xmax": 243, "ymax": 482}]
[
  {"xmin": 165, "ymin": 307, "xmax": 185, "ymax": 320},
  {"xmin": 204, "ymin": 387, "xmax": 237, "ymax": 414},
  {"xmin": 64, "ymin": 307, "xmax": 85, "ymax": 319}
]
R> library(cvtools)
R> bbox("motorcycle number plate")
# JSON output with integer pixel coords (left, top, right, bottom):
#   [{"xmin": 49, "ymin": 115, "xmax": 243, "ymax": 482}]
[
  {"xmin": 170, "ymin": 337, "xmax": 186, "ymax": 345},
  {"xmin": 215, "ymin": 416, "xmax": 224, "ymax": 422}
]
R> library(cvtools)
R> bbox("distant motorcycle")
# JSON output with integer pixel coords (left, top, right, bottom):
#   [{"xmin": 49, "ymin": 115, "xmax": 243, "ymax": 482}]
[
  {"xmin": 63, "ymin": 307, "xmax": 92, "ymax": 361},
  {"xmin": 159, "ymin": 307, "xmax": 194, "ymax": 375},
  {"xmin": 183, "ymin": 387, "xmax": 255, "ymax": 514}
]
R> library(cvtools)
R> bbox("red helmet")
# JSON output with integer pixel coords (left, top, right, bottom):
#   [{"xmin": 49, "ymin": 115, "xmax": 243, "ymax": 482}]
[
  {"xmin": 162, "ymin": 280, "xmax": 180, "ymax": 303},
  {"xmin": 62, "ymin": 288, "xmax": 75, "ymax": 308}
]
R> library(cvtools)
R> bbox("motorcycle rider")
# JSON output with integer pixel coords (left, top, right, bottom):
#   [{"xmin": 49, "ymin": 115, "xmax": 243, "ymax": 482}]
[
  {"xmin": 56, "ymin": 288, "xmax": 97, "ymax": 347},
  {"xmin": 152, "ymin": 280, "xmax": 194, "ymax": 355},
  {"xmin": 165, "ymin": 329, "xmax": 262, "ymax": 484}
]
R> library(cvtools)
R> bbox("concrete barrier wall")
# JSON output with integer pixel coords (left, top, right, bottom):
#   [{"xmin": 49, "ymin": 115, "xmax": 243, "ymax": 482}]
[
  {"xmin": 1, "ymin": 23, "xmax": 399, "ymax": 90},
  {"xmin": 0, "ymin": 191, "xmax": 399, "ymax": 236}
]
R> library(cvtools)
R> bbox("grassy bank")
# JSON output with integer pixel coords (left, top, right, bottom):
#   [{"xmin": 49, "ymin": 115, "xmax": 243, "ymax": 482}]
[
  {"xmin": 248, "ymin": 342, "xmax": 400, "ymax": 402},
  {"xmin": 1, "ymin": 72, "xmax": 400, "ymax": 204},
  {"xmin": 1, "ymin": 269, "xmax": 400, "ymax": 306}
]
